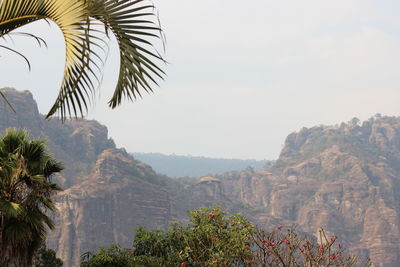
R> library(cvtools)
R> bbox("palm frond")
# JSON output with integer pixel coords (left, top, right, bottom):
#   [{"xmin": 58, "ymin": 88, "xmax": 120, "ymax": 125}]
[
  {"xmin": 8, "ymin": 31, "xmax": 48, "ymax": 47},
  {"xmin": 0, "ymin": 200, "xmax": 23, "ymax": 217},
  {"xmin": 90, "ymin": 0, "xmax": 166, "ymax": 108},
  {"xmin": 0, "ymin": 89, "xmax": 16, "ymax": 112},
  {"xmin": 48, "ymin": 0, "xmax": 166, "ymax": 118},
  {"xmin": 0, "ymin": 0, "xmax": 165, "ymax": 119},
  {"xmin": 0, "ymin": 0, "xmax": 93, "ymax": 118},
  {"xmin": 3, "ymin": 220, "xmax": 31, "ymax": 243},
  {"xmin": 0, "ymin": 44, "xmax": 31, "ymax": 69}
]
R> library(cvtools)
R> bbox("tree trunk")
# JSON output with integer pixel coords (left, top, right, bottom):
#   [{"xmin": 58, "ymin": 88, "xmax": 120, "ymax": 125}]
[{"xmin": 0, "ymin": 244, "xmax": 33, "ymax": 267}]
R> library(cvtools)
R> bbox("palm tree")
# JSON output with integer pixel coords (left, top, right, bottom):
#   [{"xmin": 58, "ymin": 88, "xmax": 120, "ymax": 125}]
[
  {"xmin": 0, "ymin": 128, "xmax": 63, "ymax": 267},
  {"xmin": 0, "ymin": 0, "xmax": 165, "ymax": 119}
]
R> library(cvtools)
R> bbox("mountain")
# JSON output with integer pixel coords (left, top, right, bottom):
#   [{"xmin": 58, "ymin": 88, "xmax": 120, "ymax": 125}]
[
  {"xmin": 1, "ymin": 88, "xmax": 400, "ymax": 266},
  {"xmin": 131, "ymin": 152, "xmax": 272, "ymax": 177},
  {"xmin": 47, "ymin": 149, "xmax": 170, "ymax": 266},
  {"xmin": 172, "ymin": 116, "xmax": 400, "ymax": 266},
  {"xmin": 0, "ymin": 88, "xmax": 171, "ymax": 266}
]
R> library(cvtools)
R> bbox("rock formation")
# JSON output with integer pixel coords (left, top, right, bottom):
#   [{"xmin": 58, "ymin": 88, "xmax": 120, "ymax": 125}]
[
  {"xmin": 0, "ymin": 88, "xmax": 171, "ymax": 266},
  {"xmin": 47, "ymin": 149, "xmax": 170, "ymax": 266},
  {"xmin": 193, "ymin": 117, "xmax": 400, "ymax": 267},
  {"xmin": 1, "ymin": 89, "xmax": 400, "ymax": 266}
]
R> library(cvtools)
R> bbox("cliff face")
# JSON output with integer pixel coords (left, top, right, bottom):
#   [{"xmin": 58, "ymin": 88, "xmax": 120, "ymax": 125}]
[
  {"xmin": 0, "ymin": 88, "xmax": 171, "ymax": 266},
  {"xmin": 47, "ymin": 149, "xmax": 170, "ymax": 267},
  {"xmin": 0, "ymin": 88, "xmax": 116, "ymax": 188},
  {"xmin": 2, "ymin": 89, "xmax": 400, "ymax": 267},
  {"xmin": 0, "ymin": 89, "xmax": 43, "ymax": 137},
  {"xmin": 179, "ymin": 117, "xmax": 400, "ymax": 267}
]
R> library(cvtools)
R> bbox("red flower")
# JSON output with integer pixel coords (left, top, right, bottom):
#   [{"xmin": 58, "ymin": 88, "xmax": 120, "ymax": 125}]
[
  {"xmin": 277, "ymin": 225, "xmax": 283, "ymax": 230},
  {"xmin": 212, "ymin": 237, "xmax": 217, "ymax": 242},
  {"xmin": 330, "ymin": 236, "xmax": 335, "ymax": 242},
  {"xmin": 231, "ymin": 220, "xmax": 237, "ymax": 226},
  {"xmin": 338, "ymin": 242, "xmax": 342, "ymax": 248},
  {"xmin": 300, "ymin": 247, "xmax": 305, "ymax": 252},
  {"xmin": 284, "ymin": 240, "xmax": 290, "ymax": 244},
  {"xmin": 244, "ymin": 245, "xmax": 250, "ymax": 250},
  {"xmin": 271, "ymin": 242, "xmax": 277, "ymax": 246},
  {"xmin": 208, "ymin": 212, "xmax": 217, "ymax": 218},
  {"xmin": 212, "ymin": 260, "xmax": 217, "ymax": 264},
  {"xmin": 266, "ymin": 241, "xmax": 272, "ymax": 246},
  {"xmin": 261, "ymin": 239, "xmax": 266, "ymax": 244},
  {"xmin": 331, "ymin": 254, "xmax": 337, "ymax": 260},
  {"xmin": 319, "ymin": 246, "xmax": 324, "ymax": 252}
]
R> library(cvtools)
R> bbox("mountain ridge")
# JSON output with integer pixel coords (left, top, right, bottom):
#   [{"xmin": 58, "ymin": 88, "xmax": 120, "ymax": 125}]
[
  {"xmin": 132, "ymin": 152, "xmax": 272, "ymax": 177},
  {"xmin": 1, "ymin": 88, "xmax": 400, "ymax": 266}
]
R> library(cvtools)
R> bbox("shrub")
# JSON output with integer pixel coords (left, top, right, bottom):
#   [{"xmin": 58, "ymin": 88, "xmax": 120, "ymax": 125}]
[
  {"xmin": 81, "ymin": 245, "xmax": 135, "ymax": 267},
  {"xmin": 133, "ymin": 206, "xmax": 254, "ymax": 266},
  {"xmin": 252, "ymin": 226, "xmax": 370, "ymax": 266},
  {"xmin": 81, "ymin": 206, "xmax": 370, "ymax": 267},
  {"xmin": 33, "ymin": 245, "xmax": 63, "ymax": 267}
]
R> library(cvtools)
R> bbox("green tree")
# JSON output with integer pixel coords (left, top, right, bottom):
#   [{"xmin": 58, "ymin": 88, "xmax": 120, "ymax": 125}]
[
  {"xmin": 133, "ymin": 206, "xmax": 254, "ymax": 266},
  {"xmin": 81, "ymin": 246, "xmax": 136, "ymax": 267},
  {"xmin": 0, "ymin": 129, "xmax": 63, "ymax": 267},
  {"xmin": 33, "ymin": 245, "xmax": 63, "ymax": 267},
  {"xmin": 82, "ymin": 206, "xmax": 370, "ymax": 267},
  {"xmin": 0, "ymin": 0, "xmax": 165, "ymax": 119}
]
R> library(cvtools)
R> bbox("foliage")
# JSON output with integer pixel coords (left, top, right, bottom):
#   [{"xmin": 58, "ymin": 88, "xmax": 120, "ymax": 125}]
[
  {"xmin": 0, "ymin": 128, "xmax": 63, "ymax": 266},
  {"xmin": 252, "ymin": 227, "xmax": 370, "ymax": 266},
  {"xmin": 33, "ymin": 245, "xmax": 63, "ymax": 267},
  {"xmin": 0, "ymin": 0, "xmax": 165, "ymax": 119},
  {"xmin": 133, "ymin": 207, "xmax": 254, "ymax": 266},
  {"xmin": 81, "ymin": 246, "xmax": 135, "ymax": 267},
  {"xmin": 81, "ymin": 206, "xmax": 370, "ymax": 267}
]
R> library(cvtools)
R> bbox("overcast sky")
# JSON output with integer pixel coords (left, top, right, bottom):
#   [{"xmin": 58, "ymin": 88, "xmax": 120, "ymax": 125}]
[{"xmin": 1, "ymin": 0, "xmax": 400, "ymax": 160}]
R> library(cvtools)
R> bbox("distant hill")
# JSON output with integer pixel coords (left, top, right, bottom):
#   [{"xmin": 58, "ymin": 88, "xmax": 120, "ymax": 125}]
[{"xmin": 131, "ymin": 152, "xmax": 273, "ymax": 177}]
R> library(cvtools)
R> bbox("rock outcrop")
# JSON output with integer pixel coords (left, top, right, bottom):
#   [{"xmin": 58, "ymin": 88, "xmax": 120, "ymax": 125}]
[
  {"xmin": 184, "ymin": 116, "xmax": 400, "ymax": 267},
  {"xmin": 2, "ymin": 89, "xmax": 400, "ymax": 266},
  {"xmin": 0, "ymin": 88, "xmax": 171, "ymax": 266},
  {"xmin": 47, "ymin": 149, "xmax": 170, "ymax": 267},
  {"xmin": 0, "ymin": 88, "xmax": 115, "ymax": 188}
]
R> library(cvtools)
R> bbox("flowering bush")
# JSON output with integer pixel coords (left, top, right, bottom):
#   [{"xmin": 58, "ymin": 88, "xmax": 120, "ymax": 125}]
[
  {"xmin": 81, "ymin": 206, "xmax": 370, "ymax": 267},
  {"xmin": 252, "ymin": 226, "xmax": 370, "ymax": 266}
]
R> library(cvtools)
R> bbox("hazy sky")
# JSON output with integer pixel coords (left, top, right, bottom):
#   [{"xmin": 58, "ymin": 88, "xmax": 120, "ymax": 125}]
[{"xmin": 1, "ymin": 0, "xmax": 400, "ymax": 160}]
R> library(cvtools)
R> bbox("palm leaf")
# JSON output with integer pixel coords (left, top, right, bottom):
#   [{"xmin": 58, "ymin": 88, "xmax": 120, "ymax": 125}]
[
  {"xmin": 0, "ymin": 200, "xmax": 23, "ymax": 217},
  {"xmin": 90, "ymin": 0, "xmax": 166, "ymax": 108},
  {"xmin": 3, "ymin": 220, "xmax": 31, "ymax": 243},
  {"xmin": 0, "ymin": 0, "xmax": 165, "ymax": 119},
  {"xmin": 0, "ymin": 0, "xmax": 98, "ymax": 119},
  {"xmin": 0, "ymin": 89, "xmax": 16, "ymax": 112}
]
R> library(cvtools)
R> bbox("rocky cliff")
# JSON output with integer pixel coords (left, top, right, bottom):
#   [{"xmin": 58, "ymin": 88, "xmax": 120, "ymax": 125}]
[
  {"xmin": 47, "ymin": 149, "xmax": 170, "ymax": 266},
  {"xmin": 0, "ymin": 88, "xmax": 171, "ymax": 266},
  {"xmin": 181, "ymin": 116, "xmax": 400, "ymax": 267},
  {"xmin": 2, "ymin": 89, "xmax": 400, "ymax": 266},
  {"xmin": 0, "ymin": 88, "xmax": 115, "ymax": 188}
]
